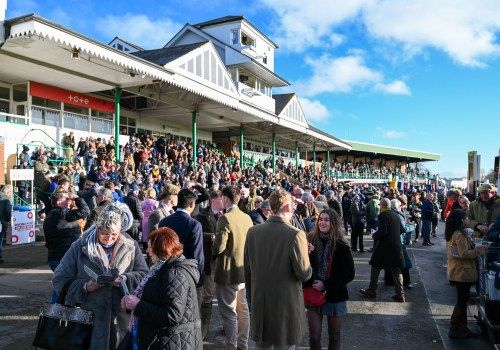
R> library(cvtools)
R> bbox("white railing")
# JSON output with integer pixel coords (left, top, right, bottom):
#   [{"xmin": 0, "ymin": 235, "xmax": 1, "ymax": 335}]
[
  {"xmin": 0, "ymin": 111, "xmax": 29, "ymax": 125},
  {"xmin": 63, "ymin": 112, "xmax": 89, "ymax": 131}
]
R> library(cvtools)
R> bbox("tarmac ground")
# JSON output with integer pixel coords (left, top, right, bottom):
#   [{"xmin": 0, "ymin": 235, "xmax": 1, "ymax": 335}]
[{"xmin": 0, "ymin": 222, "xmax": 494, "ymax": 349}]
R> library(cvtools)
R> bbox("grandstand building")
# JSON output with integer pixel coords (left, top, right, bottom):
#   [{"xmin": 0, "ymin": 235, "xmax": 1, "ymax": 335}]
[{"xmin": 0, "ymin": 13, "xmax": 439, "ymax": 183}]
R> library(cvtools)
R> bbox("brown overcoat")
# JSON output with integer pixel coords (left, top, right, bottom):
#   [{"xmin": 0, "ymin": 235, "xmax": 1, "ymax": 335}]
[
  {"xmin": 447, "ymin": 229, "xmax": 483, "ymax": 283},
  {"xmin": 212, "ymin": 206, "xmax": 253, "ymax": 285},
  {"xmin": 244, "ymin": 216, "xmax": 312, "ymax": 346}
]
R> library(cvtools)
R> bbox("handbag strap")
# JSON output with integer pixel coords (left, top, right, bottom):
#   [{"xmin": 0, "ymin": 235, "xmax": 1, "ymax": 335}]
[{"xmin": 56, "ymin": 279, "xmax": 74, "ymax": 305}]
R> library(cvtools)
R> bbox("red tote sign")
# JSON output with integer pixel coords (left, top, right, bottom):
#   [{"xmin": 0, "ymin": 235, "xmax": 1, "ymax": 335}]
[{"xmin": 30, "ymin": 81, "xmax": 115, "ymax": 113}]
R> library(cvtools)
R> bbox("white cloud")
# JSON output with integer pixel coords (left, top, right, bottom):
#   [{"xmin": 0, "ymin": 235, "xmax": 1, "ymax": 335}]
[
  {"xmin": 298, "ymin": 97, "xmax": 330, "ymax": 122},
  {"xmin": 382, "ymin": 130, "xmax": 406, "ymax": 139},
  {"xmin": 375, "ymin": 80, "xmax": 411, "ymax": 95},
  {"xmin": 96, "ymin": 14, "xmax": 182, "ymax": 49},
  {"xmin": 261, "ymin": 0, "xmax": 500, "ymax": 66},
  {"xmin": 362, "ymin": 0, "xmax": 500, "ymax": 67},
  {"xmin": 260, "ymin": 0, "xmax": 368, "ymax": 51},
  {"xmin": 295, "ymin": 53, "xmax": 408, "ymax": 96}
]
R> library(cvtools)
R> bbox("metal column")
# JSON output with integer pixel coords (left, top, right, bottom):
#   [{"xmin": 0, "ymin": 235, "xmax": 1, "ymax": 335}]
[
  {"xmin": 313, "ymin": 144, "xmax": 316, "ymax": 175},
  {"xmin": 239, "ymin": 124, "xmax": 244, "ymax": 169},
  {"xmin": 272, "ymin": 133, "xmax": 276, "ymax": 173},
  {"xmin": 295, "ymin": 141, "xmax": 299, "ymax": 168},
  {"xmin": 327, "ymin": 149, "xmax": 331, "ymax": 179},
  {"xmin": 114, "ymin": 87, "xmax": 121, "ymax": 163},
  {"xmin": 192, "ymin": 110, "xmax": 197, "ymax": 167}
]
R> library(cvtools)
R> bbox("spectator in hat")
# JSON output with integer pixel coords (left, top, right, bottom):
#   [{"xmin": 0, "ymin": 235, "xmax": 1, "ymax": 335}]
[
  {"xmin": 249, "ymin": 198, "xmax": 272, "ymax": 225},
  {"xmin": 84, "ymin": 187, "xmax": 113, "ymax": 230},
  {"xmin": 19, "ymin": 145, "xmax": 32, "ymax": 166},
  {"xmin": 148, "ymin": 184, "xmax": 180, "ymax": 233},
  {"xmin": 325, "ymin": 190, "xmax": 343, "ymax": 218},
  {"xmin": 468, "ymin": 183, "xmax": 499, "ymax": 237}
]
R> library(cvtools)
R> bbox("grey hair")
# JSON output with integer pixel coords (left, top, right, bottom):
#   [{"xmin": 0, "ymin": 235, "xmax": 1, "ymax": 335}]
[
  {"xmin": 380, "ymin": 198, "xmax": 391, "ymax": 209},
  {"xmin": 97, "ymin": 187, "xmax": 113, "ymax": 201},
  {"xmin": 390, "ymin": 199, "xmax": 401, "ymax": 211},
  {"xmin": 95, "ymin": 202, "xmax": 133, "ymax": 233},
  {"xmin": 301, "ymin": 192, "xmax": 314, "ymax": 202},
  {"xmin": 315, "ymin": 194, "xmax": 327, "ymax": 203}
]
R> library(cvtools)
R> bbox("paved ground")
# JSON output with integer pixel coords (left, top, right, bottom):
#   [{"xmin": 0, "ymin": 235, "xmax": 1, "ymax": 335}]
[{"xmin": 0, "ymin": 223, "xmax": 495, "ymax": 349}]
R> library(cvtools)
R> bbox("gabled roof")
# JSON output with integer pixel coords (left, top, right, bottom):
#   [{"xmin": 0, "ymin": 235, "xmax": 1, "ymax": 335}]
[
  {"xmin": 273, "ymin": 93, "xmax": 295, "ymax": 115},
  {"xmin": 193, "ymin": 15, "xmax": 244, "ymax": 28},
  {"xmin": 107, "ymin": 36, "xmax": 145, "ymax": 51},
  {"xmin": 342, "ymin": 140, "xmax": 440, "ymax": 161},
  {"xmin": 193, "ymin": 15, "xmax": 278, "ymax": 48},
  {"xmin": 131, "ymin": 42, "xmax": 206, "ymax": 66},
  {"xmin": 309, "ymin": 125, "xmax": 346, "ymax": 146}
]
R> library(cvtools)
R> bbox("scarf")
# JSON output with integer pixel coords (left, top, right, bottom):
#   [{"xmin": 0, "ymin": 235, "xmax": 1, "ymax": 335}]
[
  {"xmin": 316, "ymin": 233, "xmax": 334, "ymax": 281},
  {"xmin": 128, "ymin": 259, "xmax": 167, "ymax": 331}
]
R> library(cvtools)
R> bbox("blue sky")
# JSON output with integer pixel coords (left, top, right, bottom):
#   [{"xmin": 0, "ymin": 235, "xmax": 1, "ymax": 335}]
[{"xmin": 6, "ymin": 0, "xmax": 500, "ymax": 178}]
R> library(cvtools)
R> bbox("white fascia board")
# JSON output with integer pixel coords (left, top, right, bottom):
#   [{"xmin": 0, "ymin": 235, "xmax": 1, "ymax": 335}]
[
  {"xmin": 8, "ymin": 19, "xmax": 174, "ymax": 80},
  {"xmin": 307, "ymin": 129, "xmax": 352, "ymax": 150}
]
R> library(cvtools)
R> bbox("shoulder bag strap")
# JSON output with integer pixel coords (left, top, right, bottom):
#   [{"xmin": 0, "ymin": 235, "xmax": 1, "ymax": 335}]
[{"xmin": 56, "ymin": 279, "xmax": 74, "ymax": 305}]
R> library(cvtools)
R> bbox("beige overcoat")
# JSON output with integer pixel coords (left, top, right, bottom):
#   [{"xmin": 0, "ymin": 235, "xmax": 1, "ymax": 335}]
[
  {"xmin": 447, "ymin": 229, "xmax": 483, "ymax": 283},
  {"xmin": 244, "ymin": 216, "xmax": 312, "ymax": 346}
]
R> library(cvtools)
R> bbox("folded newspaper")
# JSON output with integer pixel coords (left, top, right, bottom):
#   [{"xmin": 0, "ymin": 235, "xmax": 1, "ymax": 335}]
[{"xmin": 83, "ymin": 264, "xmax": 118, "ymax": 285}]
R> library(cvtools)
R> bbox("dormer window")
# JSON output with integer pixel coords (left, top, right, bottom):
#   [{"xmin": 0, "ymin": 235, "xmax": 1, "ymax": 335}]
[
  {"xmin": 241, "ymin": 31, "xmax": 255, "ymax": 47},
  {"xmin": 231, "ymin": 29, "xmax": 239, "ymax": 45}
]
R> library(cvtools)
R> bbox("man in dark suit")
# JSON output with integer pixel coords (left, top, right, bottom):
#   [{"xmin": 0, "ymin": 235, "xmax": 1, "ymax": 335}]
[
  {"xmin": 360, "ymin": 198, "xmax": 406, "ymax": 302},
  {"xmin": 195, "ymin": 190, "xmax": 224, "ymax": 339},
  {"xmin": 159, "ymin": 188, "xmax": 204, "ymax": 288}
]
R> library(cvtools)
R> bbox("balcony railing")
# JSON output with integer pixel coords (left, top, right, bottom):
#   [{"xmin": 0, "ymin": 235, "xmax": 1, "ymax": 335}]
[{"xmin": 0, "ymin": 111, "xmax": 29, "ymax": 125}]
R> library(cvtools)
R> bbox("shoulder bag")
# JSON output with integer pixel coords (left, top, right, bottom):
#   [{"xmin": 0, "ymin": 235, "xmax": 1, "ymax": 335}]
[
  {"xmin": 303, "ymin": 249, "xmax": 334, "ymax": 307},
  {"xmin": 33, "ymin": 280, "xmax": 94, "ymax": 350}
]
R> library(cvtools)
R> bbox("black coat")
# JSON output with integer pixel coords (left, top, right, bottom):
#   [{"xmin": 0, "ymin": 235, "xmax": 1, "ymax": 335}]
[
  {"xmin": 249, "ymin": 208, "xmax": 267, "ymax": 226},
  {"xmin": 195, "ymin": 207, "xmax": 218, "ymax": 275},
  {"xmin": 135, "ymin": 257, "xmax": 202, "ymax": 350},
  {"xmin": 305, "ymin": 241, "xmax": 355, "ymax": 303},
  {"xmin": 369, "ymin": 210, "xmax": 405, "ymax": 269},
  {"xmin": 328, "ymin": 199, "xmax": 343, "ymax": 218},
  {"xmin": 123, "ymin": 192, "xmax": 143, "ymax": 226},
  {"xmin": 43, "ymin": 198, "xmax": 90, "ymax": 262}
]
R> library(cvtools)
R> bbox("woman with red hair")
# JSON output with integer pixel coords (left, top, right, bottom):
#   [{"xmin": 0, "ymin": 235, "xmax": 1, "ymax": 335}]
[{"xmin": 121, "ymin": 227, "xmax": 202, "ymax": 349}]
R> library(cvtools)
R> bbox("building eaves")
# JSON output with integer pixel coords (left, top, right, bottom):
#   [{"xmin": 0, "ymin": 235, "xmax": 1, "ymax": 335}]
[
  {"xmin": 309, "ymin": 125, "xmax": 349, "ymax": 146},
  {"xmin": 345, "ymin": 140, "xmax": 440, "ymax": 161},
  {"xmin": 107, "ymin": 36, "xmax": 145, "ymax": 51},
  {"xmin": 131, "ymin": 42, "xmax": 207, "ymax": 66},
  {"xmin": 193, "ymin": 15, "xmax": 279, "ymax": 48},
  {"xmin": 273, "ymin": 93, "xmax": 295, "ymax": 115}
]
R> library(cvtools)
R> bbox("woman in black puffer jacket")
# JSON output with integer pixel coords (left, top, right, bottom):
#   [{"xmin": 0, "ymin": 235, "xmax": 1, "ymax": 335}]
[{"xmin": 121, "ymin": 227, "xmax": 202, "ymax": 349}]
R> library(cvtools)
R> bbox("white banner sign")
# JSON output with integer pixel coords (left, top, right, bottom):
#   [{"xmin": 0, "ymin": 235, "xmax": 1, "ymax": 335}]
[
  {"xmin": 11, "ymin": 210, "xmax": 36, "ymax": 245},
  {"xmin": 9, "ymin": 169, "xmax": 34, "ymax": 181}
]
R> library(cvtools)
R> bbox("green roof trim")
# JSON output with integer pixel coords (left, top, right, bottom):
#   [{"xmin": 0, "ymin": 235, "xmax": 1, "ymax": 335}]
[{"xmin": 344, "ymin": 140, "xmax": 440, "ymax": 161}]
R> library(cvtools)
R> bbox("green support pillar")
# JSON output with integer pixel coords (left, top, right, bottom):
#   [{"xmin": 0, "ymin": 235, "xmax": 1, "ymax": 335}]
[
  {"xmin": 313, "ymin": 144, "xmax": 316, "ymax": 174},
  {"xmin": 272, "ymin": 133, "xmax": 276, "ymax": 173},
  {"xmin": 239, "ymin": 124, "xmax": 244, "ymax": 169},
  {"xmin": 114, "ymin": 87, "xmax": 121, "ymax": 163},
  {"xmin": 295, "ymin": 141, "xmax": 299, "ymax": 168},
  {"xmin": 327, "ymin": 149, "xmax": 331, "ymax": 179},
  {"xmin": 192, "ymin": 110, "xmax": 197, "ymax": 167}
]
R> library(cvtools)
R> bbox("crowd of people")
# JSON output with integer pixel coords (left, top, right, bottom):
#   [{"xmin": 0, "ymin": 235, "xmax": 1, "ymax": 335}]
[{"xmin": 6, "ymin": 132, "xmax": 499, "ymax": 349}]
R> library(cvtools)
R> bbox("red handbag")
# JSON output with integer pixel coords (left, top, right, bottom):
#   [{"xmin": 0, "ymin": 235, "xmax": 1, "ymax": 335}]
[{"xmin": 303, "ymin": 248, "xmax": 334, "ymax": 307}]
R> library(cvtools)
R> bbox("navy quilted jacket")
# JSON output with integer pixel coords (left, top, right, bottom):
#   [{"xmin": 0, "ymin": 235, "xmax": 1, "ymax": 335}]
[{"xmin": 135, "ymin": 256, "xmax": 202, "ymax": 350}]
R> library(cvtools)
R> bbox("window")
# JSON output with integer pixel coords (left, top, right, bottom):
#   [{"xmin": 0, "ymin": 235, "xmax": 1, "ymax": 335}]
[
  {"xmin": 117, "ymin": 43, "xmax": 123, "ymax": 51},
  {"xmin": 64, "ymin": 104, "xmax": 88, "ymax": 115},
  {"xmin": 13, "ymin": 83, "xmax": 27, "ymax": 102},
  {"xmin": 231, "ymin": 29, "xmax": 239, "ymax": 45},
  {"xmin": 263, "ymin": 55, "xmax": 267, "ymax": 64},
  {"xmin": 0, "ymin": 85, "xmax": 9, "ymax": 100},
  {"xmin": 241, "ymin": 32, "xmax": 255, "ymax": 47},
  {"xmin": 0, "ymin": 100, "xmax": 9, "ymax": 114},
  {"xmin": 32, "ymin": 96, "xmax": 61, "ymax": 110}
]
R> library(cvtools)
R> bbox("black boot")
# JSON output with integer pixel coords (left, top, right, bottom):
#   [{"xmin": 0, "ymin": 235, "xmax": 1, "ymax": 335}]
[{"xmin": 449, "ymin": 306, "xmax": 468, "ymax": 339}]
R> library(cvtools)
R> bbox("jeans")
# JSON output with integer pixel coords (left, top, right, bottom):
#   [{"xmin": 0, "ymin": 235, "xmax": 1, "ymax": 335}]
[
  {"xmin": 455, "ymin": 281, "xmax": 474, "ymax": 308},
  {"xmin": 48, "ymin": 260, "xmax": 61, "ymax": 303},
  {"xmin": 421, "ymin": 220, "xmax": 432, "ymax": 244}
]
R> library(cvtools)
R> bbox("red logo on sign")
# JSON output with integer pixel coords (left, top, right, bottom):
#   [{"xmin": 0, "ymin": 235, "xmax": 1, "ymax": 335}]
[
  {"xmin": 11, "ymin": 235, "xmax": 19, "ymax": 244},
  {"xmin": 30, "ymin": 81, "xmax": 115, "ymax": 113},
  {"xmin": 27, "ymin": 212, "xmax": 33, "ymax": 219},
  {"xmin": 29, "ymin": 231, "xmax": 35, "ymax": 238}
]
